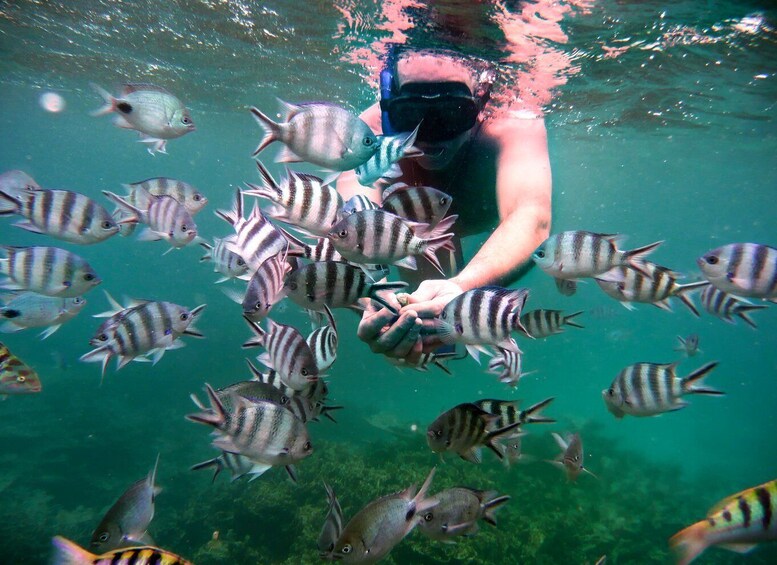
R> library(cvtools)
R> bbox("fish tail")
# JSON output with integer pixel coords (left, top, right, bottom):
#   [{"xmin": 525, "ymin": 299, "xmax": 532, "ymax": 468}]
[
  {"xmin": 669, "ymin": 520, "xmax": 710, "ymax": 565},
  {"xmin": 736, "ymin": 304, "xmax": 768, "ymax": 329},
  {"xmin": 89, "ymin": 83, "xmax": 117, "ymax": 117},
  {"xmin": 215, "ymin": 188, "xmax": 243, "ymax": 227},
  {"xmin": 241, "ymin": 315, "xmax": 267, "ymax": 348},
  {"xmin": 198, "ymin": 241, "xmax": 213, "ymax": 262},
  {"xmin": 0, "ymin": 190, "xmax": 22, "ymax": 215},
  {"xmin": 623, "ymin": 240, "xmax": 663, "ymax": 276},
  {"xmin": 78, "ymin": 346, "xmax": 113, "ymax": 379},
  {"xmin": 485, "ymin": 422, "xmax": 522, "ymax": 459},
  {"xmin": 190, "ymin": 456, "xmax": 224, "ymax": 483},
  {"xmin": 250, "ymin": 160, "xmax": 283, "ymax": 200},
  {"xmin": 563, "ymin": 311, "xmax": 585, "ymax": 328},
  {"xmin": 422, "ymin": 233, "xmax": 456, "ymax": 276},
  {"xmin": 411, "ymin": 467, "xmax": 438, "ymax": 516},
  {"xmin": 185, "ymin": 383, "xmax": 226, "ymax": 428},
  {"xmin": 51, "ymin": 536, "xmax": 98, "ymax": 565},
  {"xmin": 250, "ymin": 107, "xmax": 282, "ymax": 156},
  {"xmin": 519, "ymin": 396, "xmax": 556, "ymax": 424},
  {"xmin": 482, "ymin": 494, "xmax": 511, "ymax": 526},
  {"xmin": 674, "ymin": 281, "xmax": 709, "ymax": 317},
  {"xmin": 102, "ymin": 190, "xmax": 142, "ymax": 224},
  {"xmin": 682, "ymin": 361, "xmax": 723, "ymax": 396}
]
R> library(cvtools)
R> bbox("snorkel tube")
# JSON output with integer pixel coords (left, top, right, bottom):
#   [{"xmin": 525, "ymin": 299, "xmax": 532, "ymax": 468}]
[{"xmin": 380, "ymin": 46, "xmax": 398, "ymax": 136}]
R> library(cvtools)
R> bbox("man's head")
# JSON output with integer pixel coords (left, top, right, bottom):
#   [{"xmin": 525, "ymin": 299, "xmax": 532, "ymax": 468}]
[{"xmin": 380, "ymin": 50, "xmax": 491, "ymax": 170}]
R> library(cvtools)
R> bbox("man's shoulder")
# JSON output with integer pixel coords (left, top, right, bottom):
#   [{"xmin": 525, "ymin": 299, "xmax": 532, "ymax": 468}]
[{"xmin": 479, "ymin": 110, "xmax": 548, "ymax": 149}]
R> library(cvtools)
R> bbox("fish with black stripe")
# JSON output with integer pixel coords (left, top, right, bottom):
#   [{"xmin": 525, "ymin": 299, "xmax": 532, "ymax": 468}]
[
  {"xmin": 434, "ymin": 286, "xmax": 530, "ymax": 363},
  {"xmin": 318, "ymin": 482, "xmax": 344, "ymax": 556},
  {"xmin": 283, "ymin": 261, "xmax": 407, "ymax": 314},
  {"xmin": 380, "ymin": 183, "xmax": 452, "ymax": 229},
  {"xmin": 603, "ymin": 361, "xmax": 723, "ymax": 418},
  {"xmin": 249, "ymin": 365, "xmax": 330, "ymax": 405},
  {"xmin": 190, "ymin": 450, "xmax": 270, "ymax": 483},
  {"xmin": 199, "ymin": 236, "xmax": 249, "ymax": 283},
  {"xmin": 487, "ymin": 344, "xmax": 534, "ymax": 387},
  {"xmin": 474, "ymin": 397, "xmax": 556, "ymax": 430},
  {"xmin": 116, "ymin": 177, "xmax": 207, "ymax": 236},
  {"xmin": 80, "ymin": 299, "xmax": 206, "ymax": 376},
  {"xmin": 51, "ymin": 536, "xmax": 192, "ymax": 565},
  {"xmin": 387, "ymin": 349, "xmax": 461, "ymax": 375},
  {"xmin": 518, "ymin": 309, "xmax": 584, "ymax": 338},
  {"xmin": 242, "ymin": 316, "xmax": 319, "ymax": 391},
  {"xmin": 341, "ymin": 194, "xmax": 379, "ymax": 218},
  {"xmin": 355, "ymin": 125, "xmax": 422, "ymax": 188},
  {"xmin": 700, "ymin": 285, "xmax": 767, "ymax": 329},
  {"xmin": 0, "ymin": 245, "xmax": 101, "ymax": 297},
  {"xmin": 244, "ymin": 161, "xmax": 343, "ymax": 236},
  {"xmin": 670, "ymin": 478, "xmax": 777, "ymax": 565},
  {"xmin": 216, "ymin": 188, "xmax": 291, "ymax": 271},
  {"xmin": 0, "ymin": 187, "xmax": 119, "ymax": 244},
  {"xmin": 418, "ymin": 487, "xmax": 510, "ymax": 541},
  {"xmin": 238, "ymin": 251, "xmax": 291, "ymax": 322},
  {"xmin": 698, "ymin": 243, "xmax": 777, "ymax": 302},
  {"xmin": 306, "ymin": 305, "xmax": 339, "ymax": 372},
  {"xmin": 426, "ymin": 403, "xmax": 522, "ymax": 463},
  {"xmin": 327, "ymin": 209, "xmax": 456, "ymax": 275},
  {"xmin": 0, "ymin": 341, "xmax": 41, "ymax": 397},
  {"xmin": 532, "ymin": 230, "xmax": 662, "ymax": 280}
]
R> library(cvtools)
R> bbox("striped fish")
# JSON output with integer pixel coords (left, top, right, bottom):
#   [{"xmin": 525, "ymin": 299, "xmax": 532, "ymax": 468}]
[
  {"xmin": 249, "ymin": 365, "xmax": 330, "ymax": 405},
  {"xmin": 554, "ymin": 277, "xmax": 578, "ymax": 296},
  {"xmin": 387, "ymin": 349, "xmax": 461, "ymax": 375},
  {"xmin": 474, "ymin": 397, "xmax": 556, "ymax": 430},
  {"xmin": 306, "ymin": 305, "xmax": 338, "ymax": 372},
  {"xmin": 103, "ymin": 189, "xmax": 197, "ymax": 249},
  {"xmin": 596, "ymin": 262, "xmax": 708, "ymax": 315},
  {"xmin": 283, "ymin": 261, "xmax": 407, "ymax": 313},
  {"xmin": 190, "ymin": 450, "xmax": 269, "ymax": 483},
  {"xmin": 519, "ymin": 309, "xmax": 583, "ymax": 338},
  {"xmin": 0, "ymin": 246, "xmax": 101, "ymax": 297},
  {"xmin": 434, "ymin": 286, "xmax": 530, "ymax": 363},
  {"xmin": 282, "ymin": 230, "xmax": 390, "ymax": 280},
  {"xmin": 216, "ymin": 189, "xmax": 290, "ymax": 271},
  {"xmin": 250, "ymin": 101, "xmax": 379, "ymax": 171},
  {"xmin": 0, "ymin": 341, "xmax": 41, "ymax": 396},
  {"xmin": 244, "ymin": 162, "xmax": 343, "ymax": 236},
  {"xmin": 0, "ymin": 292, "xmax": 86, "ymax": 339},
  {"xmin": 242, "ymin": 317, "xmax": 319, "ymax": 391},
  {"xmin": 670, "ymin": 478, "xmax": 777, "ymax": 565},
  {"xmin": 318, "ymin": 482, "xmax": 344, "ymax": 556},
  {"xmin": 80, "ymin": 300, "xmax": 206, "ymax": 376},
  {"xmin": 603, "ymin": 361, "xmax": 723, "ymax": 418},
  {"xmin": 327, "ymin": 209, "xmax": 456, "ymax": 275},
  {"xmin": 380, "ymin": 183, "xmax": 452, "ymax": 229},
  {"xmin": 700, "ymin": 284, "xmax": 768, "ymax": 329},
  {"xmin": 199, "ymin": 237, "xmax": 249, "ymax": 283},
  {"xmin": 487, "ymin": 345, "xmax": 534, "ymax": 387},
  {"xmin": 355, "ymin": 125, "xmax": 422, "ymax": 187},
  {"xmin": 549, "ymin": 432, "xmax": 595, "ymax": 481},
  {"xmin": 675, "ymin": 334, "xmax": 700, "ymax": 357},
  {"xmin": 417, "ymin": 487, "xmax": 510, "ymax": 541},
  {"xmin": 532, "ymin": 231, "xmax": 662, "ymax": 279},
  {"xmin": 698, "ymin": 243, "xmax": 777, "ymax": 301},
  {"xmin": 117, "ymin": 177, "xmax": 207, "ymax": 236},
  {"xmin": 0, "ymin": 187, "xmax": 119, "ymax": 244},
  {"xmin": 51, "ymin": 536, "xmax": 192, "ymax": 565},
  {"xmin": 241, "ymin": 252, "xmax": 291, "ymax": 322},
  {"xmin": 341, "ymin": 194, "xmax": 379, "ymax": 218},
  {"xmin": 426, "ymin": 403, "xmax": 521, "ymax": 463},
  {"xmin": 186, "ymin": 383, "xmax": 313, "ymax": 470}
]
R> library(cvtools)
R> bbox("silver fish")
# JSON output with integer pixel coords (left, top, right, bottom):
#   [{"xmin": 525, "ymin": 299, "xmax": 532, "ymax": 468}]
[
  {"xmin": 91, "ymin": 83, "xmax": 195, "ymax": 154},
  {"xmin": 283, "ymin": 261, "xmax": 407, "ymax": 313},
  {"xmin": 418, "ymin": 487, "xmax": 510, "ymax": 541},
  {"xmin": 0, "ymin": 292, "xmax": 86, "ymax": 338},
  {"xmin": 249, "ymin": 364, "xmax": 330, "ymax": 405},
  {"xmin": 318, "ymin": 482, "xmax": 344, "ymax": 556},
  {"xmin": 700, "ymin": 285, "xmax": 766, "ymax": 328},
  {"xmin": 0, "ymin": 341, "xmax": 42, "ymax": 396},
  {"xmin": 532, "ymin": 231, "xmax": 662, "ymax": 280},
  {"xmin": 216, "ymin": 189, "xmax": 291, "ymax": 271},
  {"xmin": 503, "ymin": 434, "xmax": 529, "ymax": 467},
  {"xmin": 340, "ymin": 194, "xmax": 379, "ymax": 218},
  {"xmin": 519, "ymin": 309, "xmax": 583, "ymax": 338},
  {"xmin": 487, "ymin": 345, "xmax": 533, "ymax": 387},
  {"xmin": 306, "ymin": 305, "xmax": 338, "ymax": 372},
  {"xmin": 242, "ymin": 317, "xmax": 319, "ymax": 391},
  {"xmin": 244, "ymin": 162, "xmax": 343, "ymax": 237},
  {"xmin": 674, "ymin": 334, "xmax": 700, "ymax": 357},
  {"xmin": 426, "ymin": 403, "xmax": 520, "ymax": 463},
  {"xmin": 474, "ymin": 397, "xmax": 556, "ymax": 430},
  {"xmin": 434, "ymin": 286, "xmax": 530, "ymax": 363},
  {"xmin": 0, "ymin": 188, "xmax": 119, "ymax": 244},
  {"xmin": 603, "ymin": 361, "xmax": 723, "ymax": 418},
  {"xmin": 103, "ymin": 189, "xmax": 197, "ymax": 249},
  {"xmin": 698, "ymin": 243, "xmax": 777, "ymax": 301},
  {"xmin": 117, "ymin": 178, "xmax": 207, "ymax": 236},
  {"xmin": 355, "ymin": 125, "xmax": 421, "ymax": 187},
  {"xmin": 549, "ymin": 432, "xmax": 594, "ymax": 481},
  {"xmin": 187, "ymin": 384, "xmax": 313, "ymax": 471},
  {"xmin": 251, "ymin": 100, "xmax": 378, "ymax": 171},
  {"xmin": 199, "ymin": 237, "xmax": 249, "ymax": 283},
  {"xmin": 380, "ymin": 183, "xmax": 452, "ymax": 228},
  {"xmin": 80, "ymin": 299, "xmax": 205, "ymax": 376},
  {"xmin": 90, "ymin": 455, "xmax": 161, "ymax": 551},
  {"xmin": 327, "ymin": 468, "xmax": 438, "ymax": 564},
  {"xmin": 328, "ymin": 210, "xmax": 455, "ymax": 274},
  {"xmin": 595, "ymin": 262, "xmax": 708, "ymax": 315},
  {"xmin": 0, "ymin": 246, "xmax": 101, "ymax": 297}
]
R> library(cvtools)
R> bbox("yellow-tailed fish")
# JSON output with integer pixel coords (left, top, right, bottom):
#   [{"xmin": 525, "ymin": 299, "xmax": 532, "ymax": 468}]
[
  {"xmin": 51, "ymin": 536, "xmax": 192, "ymax": 565},
  {"xmin": 0, "ymin": 341, "xmax": 41, "ymax": 396}
]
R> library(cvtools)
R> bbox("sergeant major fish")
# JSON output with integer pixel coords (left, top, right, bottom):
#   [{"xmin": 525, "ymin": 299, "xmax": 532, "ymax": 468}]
[
  {"xmin": 91, "ymin": 83, "xmax": 195, "ymax": 155},
  {"xmin": 307, "ymin": 305, "xmax": 338, "ymax": 372},
  {"xmin": 0, "ymin": 187, "xmax": 119, "ymax": 244},
  {"xmin": 0, "ymin": 341, "xmax": 41, "ymax": 396},
  {"xmin": 473, "ymin": 397, "xmax": 556, "ymax": 430},
  {"xmin": 700, "ymin": 285, "xmax": 767, "ymax": 328},
  {"xmin": 90, "ymin": 455, "xmax": 161, "ymax": 551},
  {"xmin": 251, "ymin": 100, "xmax": 378, "ymax": 171},
  {"xmin": 51, "ymin": 536, "xmax": 192, "ymax": 565},
  {"xmin": 698, "ymin": 243, "xmax": 777, "ymax": 302},
  {"xmin": 236, "ymin": 252, "xmax": 290, "ymax": 322},
  {"xmin": 355, "ymin": 125, "xmax": 422, "ymax": 188},
  {"xmin": 200, "ymin": 237, "xmax": 249, "ymax": 283},
  {"xmin": 603, "ymin": 361, "xmax": 723, "ymax": 418},
  {"xmin": 418, "ymin": 487, "xmax": 510, "ymax": 541},
  {"xmin": 0, "ymin": 292, "xmax": 86, "ymax": 339},
  {"xmin": 519, "ymin": 309, "xmax": 583, "ymax": 338},
  {"xmin": 318, "ymin": 482, "xmax": 344, "ymax": 556},
  {"xmin": 116, "ymin": 177, "xmax": 207, "ymax": 236},
  {"xmin": 487, "ymin": 345, "xmax": 534, "ymax": 387},
  {"xmin": 380, "ymin": 183, "xmax": 452, "ymax": 229},
  {"xmin": 0, "ymin": 246, "xmax": 101, "ymax": 297}
]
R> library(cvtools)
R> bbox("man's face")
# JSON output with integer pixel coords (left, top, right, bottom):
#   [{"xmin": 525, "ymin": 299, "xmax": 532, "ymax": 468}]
[{"xmin": 414, "ymin": 130, "xmax": 471, "ymax": 171}]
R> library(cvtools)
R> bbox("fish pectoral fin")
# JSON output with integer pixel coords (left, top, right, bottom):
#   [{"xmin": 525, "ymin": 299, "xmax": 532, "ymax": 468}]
[
  {"xmin": 12, "ymin": 220, "xmax": 44, "ymax": 234},
  {"xmin": 275, "ymin": 145, "xmax": 303, "ymax": 164},
  {"xmin": 719, "ymin": 542, "xmax": 758, "ymax": 554},
  {"xmin": 136, "ymin": 227, "xmax": 165, "ymax": 242},
  {"xmin": 459, "ymin": 448, "xmax": 481, "ymax": 464},
  {"xmin": 126, "ymin": 532, "xmax": 155, "ymax": 546}
]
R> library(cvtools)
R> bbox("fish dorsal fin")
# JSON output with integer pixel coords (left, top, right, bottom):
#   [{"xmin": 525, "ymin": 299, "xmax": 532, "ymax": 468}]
[{"xmin": 277, "ymin": 98, "xmax": 302, "ymax": 121}]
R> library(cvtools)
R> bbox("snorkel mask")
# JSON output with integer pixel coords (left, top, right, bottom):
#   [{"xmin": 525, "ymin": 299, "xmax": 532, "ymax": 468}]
[{"xmin": 380, "ymin": 60, "xmax": 484, "ymax": 143}]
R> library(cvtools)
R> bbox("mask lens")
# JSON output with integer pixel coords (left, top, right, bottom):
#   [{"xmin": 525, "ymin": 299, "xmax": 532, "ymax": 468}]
[{"xmin": 386, "ymin": 86, "xmax": 478, "ymax": 143}]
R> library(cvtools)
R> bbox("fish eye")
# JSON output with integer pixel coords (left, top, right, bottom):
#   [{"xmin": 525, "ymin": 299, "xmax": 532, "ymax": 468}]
[
  {"xmin": 423, "ymin": 512, "xmax": 434, "ymax": 522},
  {"xmin": 254, "ymin": 301, "xmax": 263, "ymax": 310},
  {"xmin": 705, "ymin": 255, "xmax": 718, "ymax": 265},
  {"xmin": 341, "ymin": 544, "xmax": 352, "ymax": 554},
  {"xmin": 303, "ymin": 441, "xmax": 312, "ymax": 451},
  {"xmin": 98, "ymin": 532, "xmax": 110, "ymax": 542},
  {"xmin": 363, "ymin": 136, "xmax": 374, "ymax": 147},
  {"xmin": 338, "ymin": 230, "xmax": 348, "ymax": 238},
  {"xmin": 607, "ymin": 389, "xmax": 614, "ymax": 396},
  {"xmin": 101, "ymin": 220, "xmax": 114, "ymax": 230},
  {"xmin": 180, "ymin": 312, "xmax": 189, "ymax": 321},
  {"xmin": 280, "ymin": 395, "xmax": 289, "ymax": 404},
  {"xmin": 301, "ymin": 368, "xmax": 309, "ymax": 376},
  {"xmin": 439, "ymin": 197, "xmax": 448, "ymax": 205},
  {"xmin": 83, "ymin": 273, "xmax": 95, "ymax": 281},
  {"xmin": 288, "ymin": 282, "xmax": 297, "ymax": 291},
  {"xmin": 182, "ymin": 116, "xmax": 192, "ymax": 125},
  {"xmin": 536, "ymin": 250, "xmax": 545, "ymax": 259},
  {"xmin": 236, "ymin": 258, "xmax": 245, "ymax": 266},
  {"xmin": 435, "ymin": 429, "xmax": 443, "ymax": 438},
  {"xmin": 181, "ymin": 224, "xmax": 188, "ymax": 231},
  {"xmin": 16, "ymin": 375, "xmax": 26, "ymax": 383},
  {"xmin": 97, "ymin": 333, "xmax": 108, "ymax": 342},
  {"xmin": 74, "ymin": 297, "xmax": 85, "ymax": 304},
  {"xmin": 193, "ymin": 194, "xmax": 202, "ymax": 201}
]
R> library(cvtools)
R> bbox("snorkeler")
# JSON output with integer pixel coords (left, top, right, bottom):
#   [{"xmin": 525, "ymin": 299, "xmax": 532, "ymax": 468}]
[{"xmin": 336, "ymin": 48, "xmax": 553, "ymax": 364}]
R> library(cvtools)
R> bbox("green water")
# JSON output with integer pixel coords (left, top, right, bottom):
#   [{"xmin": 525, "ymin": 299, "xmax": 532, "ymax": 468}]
[{"xmin": 1, "ymin": 1, "xmax": 776, "ymax": 563}]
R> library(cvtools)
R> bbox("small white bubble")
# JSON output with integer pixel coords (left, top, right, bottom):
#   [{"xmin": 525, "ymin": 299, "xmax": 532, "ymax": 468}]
[
  {"xmin": 410, "ymin": 423, "xmax": 418, "ymax": 432},
  {"xmin": 40, "ymin": 92, "xmax": 65, "ymax": 113}
]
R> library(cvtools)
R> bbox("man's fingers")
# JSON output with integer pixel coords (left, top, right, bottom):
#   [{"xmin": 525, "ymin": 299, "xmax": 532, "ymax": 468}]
[
  {"xmin": 357, "ymin": 306, "xmax": 397, "ymax": 342},
  {"xmin": 371, "ymin": 310, "xmax": 418, "ymax": 354},
  {"xmin": 388, "ymin": 319, "xmax": 423, "ymax": 358}
]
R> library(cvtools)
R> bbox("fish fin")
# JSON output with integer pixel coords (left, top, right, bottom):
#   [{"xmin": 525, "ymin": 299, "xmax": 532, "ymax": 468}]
[
  {"xmin": 249, "ymin": 107, "xmax": 282, "ymax": 156},
  {"xmin": 275, "ymin": 145, "xmax": 303, "ymax": 164},
  {"xmin": 135, "ymin": 227, "xmax": 165, "ymax": 242},
  {"xmin": 285, "ymin": 465, "xmax": 298, "ymax": 483},
  {"xmin": 459, "ymin": 448, "xmax": 482, "ymax": 464},
  {"xmin": 619, "ymin": 301, "xmax": 637, "ymax": 311},
  {"xmin": 652, "ymin": 298, "xmax": 674, "ymax": 312},
  {"xmin": 563, "ymin": 311, "xmax": 584, "ymax": 328},
  {"xmin": 519, "ymin": 396, "xmax": 556, "ymax": 424},
  {"xmin": 485, "ymin": 422, "xmax": 521, "ymax": 460},
  {"xmin": 79, "ymin": 346, "xmax": 112, "ymax": 379},
  {"xmin": 482, "ymin": 495, "xmax": 511, "ymax": 526},
  {"xmin": 148, "ymin": 453, "xmax": 161, "ymax": 501},
  {"xmin": 0, "ymin": 320, "xmax": 24, "ymax": 333},
  {"xmin": 0, "ymin": 190, "xmax": 22, "ymax": 215},
  {"xmin": 12, "ymin": 220, "xmax": 44, "ymax": 234},
  {"xmin": 51, "ymin": 536, "xmax": 98, "ymax": 565},
  {"xmin": 623, "ymin": 240, "xmax": 663, "ymax": 275},
  {"xmin": 551, "ymin": 432, "xmax": 569, "ymax": 451},
  {"xmin": 190, "ymin": 456, "xmax": 224, "ymax": 483},
  {"xmin": 221, "ymin": 286, "xmax": 244, "ymax": 304},
  {"xmin": 185, "ymin": 383, "xmax": 227, "ymax": 428},
  {"xmin": 38, "ymin": 324, "xmax": 62, "ymax": 340},
  {"xmin": 410, "ymin": 467, "xmax": 438, "ymax": 516},
  {"xmin": 736, "ymin": 304, "xmax": 767, "ymax": 329},
  {"xmin": 595, "ymin": 269, "xmax": 625, "ymax": 284},
  {"xmin": 421, "ymin": 234, "xmax": 455, "ymax": 275},
  {"xmin": 211, "ymin": 435, "xmax": 240, "ymax": 453},
  {"xmin": 394, "ymin": 255, "xmax": 418, "ymax": 271},
  {"xmin": 89, "ymin": 83, "xmax": 117, "ymax": 116},
  {"xmin": 102, "ymin": 190, "xmax": 143, "ymax": 223},
  {"xmin": 669, "ymin": 521, "xmax": 710, "ymax": 565},
  {"xmin": 682, "ymin": 362, "xmax": 723, "ymax": 396}
]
